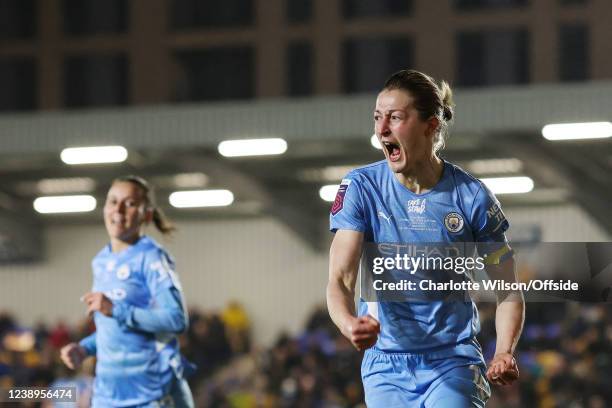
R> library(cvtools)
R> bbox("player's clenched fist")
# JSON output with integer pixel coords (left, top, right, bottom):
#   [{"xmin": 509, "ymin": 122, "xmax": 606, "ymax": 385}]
[
  {"xmin": 81, "ymin": 292, "xmax": 114, "ymax": 317},
  {"xmin": 486, "ymin": 352, "xmax": 519, "ymax": 386},
  {"xmin": 344, "ymin": 315, "xmax": 380, "ymax": 351},
  {"xmin": 60, "ymin": 342, "xmax": 87, "ymax": 370}
]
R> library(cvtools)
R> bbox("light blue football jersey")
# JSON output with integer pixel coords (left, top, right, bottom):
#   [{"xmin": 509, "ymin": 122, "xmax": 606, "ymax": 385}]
[
  {"xmin": 88, "ymin": 236, "xmax": 186, "ymax": 407},
  {"xmin": 330, "ymin": 160, "xmax": 509, "ymax": 353}
]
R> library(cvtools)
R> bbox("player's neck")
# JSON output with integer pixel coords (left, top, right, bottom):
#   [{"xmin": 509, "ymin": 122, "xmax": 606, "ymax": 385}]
[
  {"xmin": 110, "ymin": 235, "xmax": 141, "ymax": 253},
  {"xmin": 396, "ymin": 156, "xmax": 444, "ymax": 194}
]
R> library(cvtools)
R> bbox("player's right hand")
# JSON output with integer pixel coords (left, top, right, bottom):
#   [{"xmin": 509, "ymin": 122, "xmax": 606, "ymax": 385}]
[
  {"xmin": 60, "ymin": 342, "xmax": 87, "ymax": 370},
  {"xmin": 344, "ymin": 315, "xmax": 380, "ymax": 351}
]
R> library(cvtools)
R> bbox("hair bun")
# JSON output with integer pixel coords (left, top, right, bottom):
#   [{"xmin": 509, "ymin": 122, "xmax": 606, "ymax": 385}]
[
  {"xmin": 439, "ymin": 80, "xmax": 454, "ymax": 122},
  {"xmin": 442, "ymin": 106, "xmax": 453, "ymax": 122}
]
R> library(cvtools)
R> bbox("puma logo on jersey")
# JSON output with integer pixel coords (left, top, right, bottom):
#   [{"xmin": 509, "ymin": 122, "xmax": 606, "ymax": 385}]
[{"xmin": 377, "ymin": 211, "xmax": 393, "ymax": 223}]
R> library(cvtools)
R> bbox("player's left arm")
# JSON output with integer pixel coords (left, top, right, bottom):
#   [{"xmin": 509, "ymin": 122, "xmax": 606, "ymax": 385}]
[
  {"xmin": 485, "ymin": 252, "xmax": 525, "ymax": 386},
  {"xmin": 470, "ymin": 184, "xmax": 525, "ymax": 386},
  {"xmin": 112, "ymin": 287, "xmax": 187, "ymax": 333},
  {"xmin": 78, "ymin": 331, "xmax": 97, "ymax": 355}
]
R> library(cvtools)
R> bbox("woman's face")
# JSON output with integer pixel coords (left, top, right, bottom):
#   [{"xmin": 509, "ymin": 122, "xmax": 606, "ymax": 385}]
[
  {"xmin": 103, "ymin": 181, "xmax": 149, "ymax": 244},
  {"xmin": 374, "ymin": 89, "xmax": 436, "ymax": 174}
]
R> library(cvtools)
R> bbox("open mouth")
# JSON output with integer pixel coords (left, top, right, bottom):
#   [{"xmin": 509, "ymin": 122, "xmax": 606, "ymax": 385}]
[
  {"xmin": 383, "ymin": 142, "xmax": 401, "ymax": 162},
  {"xmin": 110, "ymin": 218, "xmax": 125, "ymax": 226}
]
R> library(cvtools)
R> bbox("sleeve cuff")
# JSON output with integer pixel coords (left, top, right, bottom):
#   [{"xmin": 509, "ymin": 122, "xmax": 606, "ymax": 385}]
[
  {"xmin": 78, "ymin": 338, "xmax": 95, "ymax": 356},
  {"xmin": 330, "ymin": 224, "xmax": 366, "ymax": 233},
  {"xmin": 112, "ymin": 302, "xmax": 131, "ymax": 325}
]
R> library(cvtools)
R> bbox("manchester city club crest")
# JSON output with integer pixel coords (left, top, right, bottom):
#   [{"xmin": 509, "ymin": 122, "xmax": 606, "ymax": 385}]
[
  {"xmin": 444, "ymin": 212, "xmax": 464, "ymax": 233},
  {"xmin": 116, "ymin": 264, "xmax": 130, "ymax": 280}
]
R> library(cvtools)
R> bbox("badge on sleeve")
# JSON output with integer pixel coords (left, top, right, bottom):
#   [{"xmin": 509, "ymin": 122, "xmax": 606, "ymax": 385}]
[
  {"xmin": 331, "ymin": 179, "xmax": 351, "ymax": 216},
  {"xmin": 150, "ymin": 255, "xmax": 183, "ymax": 291}
]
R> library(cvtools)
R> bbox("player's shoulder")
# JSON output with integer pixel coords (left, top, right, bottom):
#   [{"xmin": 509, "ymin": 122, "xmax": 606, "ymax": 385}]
[
  {"xmin": 348, "ymin": 160, "xmax": 387, "ymax": 177},
  {"xmin": 138, "ymin": 236, "xmax": 175, "ymax": 265},
  {"xmin": 343, "ymin": 160, "xmax": 388, "ymax": 187},
  {"xmin": 138, "ymin": 235, "xmax": 162, "ymax": 251},
  {"xmin": 92, "ymin": 244, "xmax": 111, "ymax": 265},
  {"xmin": 445, "ymin": 160, "xmax": 486, "ymax": 195}
]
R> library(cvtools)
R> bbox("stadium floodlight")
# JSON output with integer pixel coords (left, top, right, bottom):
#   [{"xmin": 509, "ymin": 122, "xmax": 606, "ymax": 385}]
[
  {"xmin": 319, "ymin": 184, "xmax": 340, "ymax": 202},
  {"xmin": 169, "ymin": 190, "xmax": 234, "ymax": 208},
  {"xmin": 542, "ymin": 122, "xmax": 612, "ymax": 141},
  {"xmin": 481, "ymin": 176, "xmax": 534, "ymax": 195},
  {"xmin": 370, "ymin": 134, "xmax": 382, "ymax": 149},
  {"xmin": 60, "ymin": 146, "xmax": 128, "ymax": 165},
  {"xmin": 33, "ymin": 195, "xmax": 97, "ymax": 214},
  {"xmin": 218, "ymin": 138, "xmax": 287, "ymax": 157}
]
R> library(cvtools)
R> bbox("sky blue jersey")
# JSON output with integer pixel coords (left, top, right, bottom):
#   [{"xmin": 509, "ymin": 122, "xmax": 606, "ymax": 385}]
[
  {"xmin": 330, "ymin": 160, "xmax": 509, "ymax": 353},
  {"xmin": 81, "ymin": 236, "xmax": 188, "ymax": 407}
]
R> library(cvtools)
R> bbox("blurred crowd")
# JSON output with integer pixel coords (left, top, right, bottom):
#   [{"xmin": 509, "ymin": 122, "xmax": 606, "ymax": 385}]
[
  {"xmin": 0, "ymin": 301, "xmax": 609, "ymax": 407},
  {"xmin": 479, "ymin": 302, "xmax": 611, "ymax": 408},
  {"xmin": 192, "ymin": 306, "xmax": 364, "ymax": 408}
]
